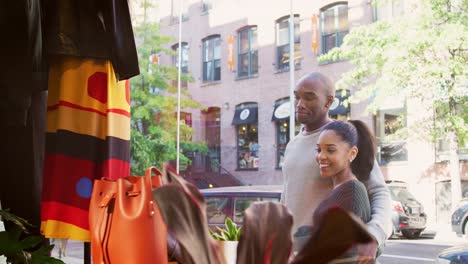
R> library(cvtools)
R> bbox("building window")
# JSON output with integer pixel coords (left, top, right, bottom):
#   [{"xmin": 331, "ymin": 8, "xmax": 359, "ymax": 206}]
[
  {"xmin": 237, "ymin": 26, "xmax": 258, "ymax": 78},
  {"xmin": 172, "ymin": 42, "xmax": 189, "ymax": 88},
  {"xmin": 201, "ymin": 0, "xmax": 212, "ymax": 14},
  {"xmin": 373, "ymin": 0, "xmax": 405, "ymax": 21},
  {"xmin": 375, "ymin": 108, "xmax": 408, "ymax": 165},
  {"xmin": 237, "ymin": 124, "xmax": 259, "ymax": 169},
  {"xmin": 320, "ymin": 3, "xmax": 349, "ymax": 54},
  {"xmin": 232, "ymin": 103, "xmax": 259, "ymax": 170},
  {"xmin": 202, "ymin": 35, "xmax": 221, "ymax": 82},
  {"xmin": 272, "ymin": 98, "xmax": 300, "ymax": 168},
  {"xmin": 171, "ymin": 0, "xmax": 189, "ymax": 23},
  {"xmin": 275, "ymin": 15, "xmax": 300, "ymax": 71}
]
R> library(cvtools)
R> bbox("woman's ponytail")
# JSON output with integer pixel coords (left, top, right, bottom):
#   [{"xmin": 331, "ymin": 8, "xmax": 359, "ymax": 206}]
[{"xmin": 348, "ymin": 120, "xmax": 375, "ymax": 182}]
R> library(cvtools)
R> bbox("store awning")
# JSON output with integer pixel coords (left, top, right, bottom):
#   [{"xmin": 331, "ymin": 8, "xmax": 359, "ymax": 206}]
[
  {"xmin": 271, "ymin": 101, "xmax": 291, "ymax": 122},
  {"xmin": 329, "ymin": 90, "xmax": 351, "ymax": 116},
  {"xmin": 232, "ymin": 106, "xmax": 258, "ymax": 125}
]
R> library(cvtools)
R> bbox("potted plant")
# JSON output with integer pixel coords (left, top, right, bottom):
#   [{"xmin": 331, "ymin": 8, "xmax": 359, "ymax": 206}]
[
  {"xmin": 0, "ymin": 209, "xmax": 64, "ymax": 264},
  {"xmin": 210, "ymin": 217, "xmax": 240, "ymax": 264}
]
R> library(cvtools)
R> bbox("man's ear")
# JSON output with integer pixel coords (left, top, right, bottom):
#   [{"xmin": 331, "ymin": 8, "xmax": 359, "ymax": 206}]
[{"xmin": 326, "ymin": 95, "xmax": 334, "ymax": 108}]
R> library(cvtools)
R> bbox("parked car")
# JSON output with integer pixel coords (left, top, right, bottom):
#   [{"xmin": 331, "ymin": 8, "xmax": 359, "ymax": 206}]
[
  {"xmin": 386, "ymin": 180, "xmax": 427, "ymax": 239},
  {"xmin": 200, "ymin": 185, "xmax": 282, "ymax": 229},
  {"xmin": 435, "ymin": 243, "xmax": 468, "ymax": 264},
  {"xmin": 451, "ymin": 197, "xmax": 468, "ymax": 238}
]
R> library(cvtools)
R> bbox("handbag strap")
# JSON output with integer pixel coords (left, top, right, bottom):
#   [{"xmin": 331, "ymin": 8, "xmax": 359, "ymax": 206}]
[{"xmin": 145, "ymin": 167, "xmax": 163, "ymax": 188}]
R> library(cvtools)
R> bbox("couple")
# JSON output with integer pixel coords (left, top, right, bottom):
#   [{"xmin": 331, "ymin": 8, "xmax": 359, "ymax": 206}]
[{"xmin": 282, "ymin": 72, "xmax": 392, "ymax": 263}]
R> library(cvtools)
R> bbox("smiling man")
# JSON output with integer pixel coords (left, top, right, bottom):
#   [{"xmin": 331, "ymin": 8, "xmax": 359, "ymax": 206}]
[{"xmin": 281, "ymin": 72, "xmax": 392, "ymax": 262}]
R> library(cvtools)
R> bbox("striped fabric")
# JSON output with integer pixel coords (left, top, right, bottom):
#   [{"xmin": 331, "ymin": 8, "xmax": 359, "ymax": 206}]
[{"xmin": 41, "ymin": 56, "xmax": 131, "ymax": 241}]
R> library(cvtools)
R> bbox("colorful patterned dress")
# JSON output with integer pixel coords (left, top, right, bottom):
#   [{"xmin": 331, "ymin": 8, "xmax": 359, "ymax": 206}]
[{"xmin": 41, "ymin": 56, "xmax": 131, "ymax": 241}]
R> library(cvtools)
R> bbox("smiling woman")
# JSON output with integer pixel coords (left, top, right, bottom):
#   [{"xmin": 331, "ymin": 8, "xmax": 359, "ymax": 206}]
[{"xmin": 294, "ymin": 120, "xmax": 376, "ymax": 262}]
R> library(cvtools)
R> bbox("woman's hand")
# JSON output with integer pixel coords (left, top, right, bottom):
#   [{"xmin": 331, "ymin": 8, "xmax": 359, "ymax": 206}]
[{"xmin": 356, "ymin": 240, "xmax": 378, "ymax": 264}]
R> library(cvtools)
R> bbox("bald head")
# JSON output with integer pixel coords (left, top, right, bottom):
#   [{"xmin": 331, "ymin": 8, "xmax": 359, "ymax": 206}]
[
  {"xmin": 294, "ymin": 72, "xmax": 335, "ymax": 131},
  {"xmin": 296, "ymin": 72, "xmax": 335, "ymax": 98}
]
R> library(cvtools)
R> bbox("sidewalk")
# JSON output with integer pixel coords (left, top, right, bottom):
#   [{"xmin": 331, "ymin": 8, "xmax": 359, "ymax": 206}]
[
  {"xmin": 54, "ymin": 224, "xmax": 468, "ymax": 263},
  {"xmin": 425, "ymin": 223, "xmax": 467, "ymax": 245},
  {"xmin": 50, "ymin": 240, "xmax": 85, "ymax": 264}
]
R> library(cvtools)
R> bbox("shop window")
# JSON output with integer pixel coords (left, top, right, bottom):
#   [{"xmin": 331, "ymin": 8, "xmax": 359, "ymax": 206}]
[
  {"xmin": 271, "ymin": 98, "xmax": 300, "ymax": 168},
  {"xmin": 277, "ymin": 121, "xmax": 289, "ymax": 168},
  {"xmin": 232, "ymin": 103, "xmax": 259, "ymax": 170},
  {"xmin": 171, "ymin": 42, "xmax": 189, "ymax": 88},
  {"xmin": 375, "ymin": 108, "xmax": 408, "ymax": 165},
  {"xmin": 275, "ymin": 15, "xmax": 301, "ymax": 71},
  {"xmin": 202, "ymin": 35, "xmax": 221, "ymax": 82},
  {"xmin": 329, "ymin": 89, "xmax": 351, "ymax": 120},
  {"xmin": 237, "ymin": 124, "xmax": 259, "ymax": 169},
  {"xmin": 237, "ymin": 26, "xmax": 258, "ymax": 78},
  {"xmin": 320, "ymin": 3, "xmax": 349, "ymax": 54}
]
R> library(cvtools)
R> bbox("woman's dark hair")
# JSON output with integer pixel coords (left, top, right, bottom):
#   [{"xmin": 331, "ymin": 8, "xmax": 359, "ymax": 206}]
[{"xmin": 321, "ymin": 120, "xmax": 375, "ymax": 181}]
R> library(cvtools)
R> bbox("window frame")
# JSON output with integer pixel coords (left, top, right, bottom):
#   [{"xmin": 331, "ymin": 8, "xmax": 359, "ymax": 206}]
[
  {"xmin": 202, "ymin": 35, "xmax": 221, "ymax": 82},
  {"xmin": 172, "ymin": 42, "xmax": 189, "ymax": 74},
  {"xmin": 320, "ymin": 2, "xmax": 349, "ymax": 54},
  {"xmin": 237, "ymin": 26, "xmax": 258, "ymax": 79},
  {"xmin": 235, "ymin": 102, "xmax": 259, "ymax": 171},
  {"xmin": 275, "ymin": 15, "xmax": 301, "ymax": 72},
  {"xmin": 375, "ymin": 107, "xmax": 408, "ymax": 165}
]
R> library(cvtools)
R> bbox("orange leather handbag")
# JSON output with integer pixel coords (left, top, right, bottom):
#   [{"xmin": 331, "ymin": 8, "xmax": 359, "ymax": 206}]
[{"xmin": 89, "ymin": 167, "xmax": 168, "ymax": 264}]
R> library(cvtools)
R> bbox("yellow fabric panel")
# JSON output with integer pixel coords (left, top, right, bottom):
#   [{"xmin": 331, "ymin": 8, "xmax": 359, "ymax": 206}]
[
  {"xmin": 47, "ymin": 56, "xmax": 130, "ymax": 114},
  {"xmin": 47, "ymin": 107, "xmax": 130, "ymax": 140},
  {"xmin": 41, "ymin": 220, "xmax": 90, "ymax": 242}
]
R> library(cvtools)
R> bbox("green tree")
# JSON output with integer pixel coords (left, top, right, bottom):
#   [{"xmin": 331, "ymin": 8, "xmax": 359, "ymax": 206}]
[
  {"xmin": 320, "ymin": 0, "xmax": 467, "ymax": 208},
  {"xmin": 130, "ymin": 1, "xmax": 208, "ymax": 175}
]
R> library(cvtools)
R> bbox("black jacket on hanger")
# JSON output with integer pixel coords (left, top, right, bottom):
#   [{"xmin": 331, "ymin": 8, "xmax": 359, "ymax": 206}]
[{"xmin": 42, "ymin": 0, "xmax": 140, "ymax": 81}]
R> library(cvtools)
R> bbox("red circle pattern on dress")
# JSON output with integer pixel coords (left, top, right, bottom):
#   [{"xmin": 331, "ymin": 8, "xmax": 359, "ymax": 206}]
[{"xmin": 88, "ymin": 72, "xmax": 108, "ymax": 103}]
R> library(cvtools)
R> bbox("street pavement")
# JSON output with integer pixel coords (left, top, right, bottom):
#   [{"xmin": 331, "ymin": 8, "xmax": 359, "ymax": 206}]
[
  {"xmin": 51, "ymin": 224, "xmax": 467, "ymax": 263},
  {"xmin": 379, "ymin": 224, "xmax": 467, "ymax": 264}
]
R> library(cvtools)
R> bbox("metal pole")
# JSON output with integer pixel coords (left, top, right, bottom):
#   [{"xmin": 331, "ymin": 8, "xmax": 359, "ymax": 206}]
[
  {"xmin": 289, "ymin": 0, "xmax": 296, "ymax": 140},
  {"xmin": 176, "ymin": 0, "xmax": 183, "ymax": 174}
]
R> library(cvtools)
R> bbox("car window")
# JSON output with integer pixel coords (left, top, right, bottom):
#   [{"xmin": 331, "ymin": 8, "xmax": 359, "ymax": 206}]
[
  {"xmin": 389, "ymin": 186, "xmax": 417, "ymax": 201},
  {"xmin": 205, "ymin": 196, "xmax": 229, "ymax": 224},
  {"xmin": 233, "ymin": 196, "xmax": 279, "ymax": 223}
]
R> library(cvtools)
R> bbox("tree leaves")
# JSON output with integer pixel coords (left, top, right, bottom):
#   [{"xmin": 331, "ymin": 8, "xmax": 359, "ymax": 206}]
[{"xmin": 129, "ymin": 1, "xmax": 207, "ymax": 175}]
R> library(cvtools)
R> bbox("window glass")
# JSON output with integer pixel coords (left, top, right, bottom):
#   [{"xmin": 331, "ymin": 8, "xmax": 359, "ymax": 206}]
[
  {"xmin": 323, "ymin": 8, "xmax": 335, "ymax": 35},
  {"xmin": 172, "ymin": 43, "xmax": 189, "ymax": 73},
  {"xmin": 250, "ymin": 27, "xmax": 258, "ymax": 50},
  {"xmin": 338, "ymin": 5, "xmax": 349, "ymax": 31},
  {"xmin": 205, "ymin": 197, "xmax": 229, "ymax": 224},
  {"xmin": 389, "ymin": 186, "xmax": 417, "ymax": 201},
  {"xmin": 277, "ymin": 121, "xmax": 289, "ymax": 168},
  {"xmin": 214, "ymin": 38, "xmax": 221, "ymax": 59},
  {"xmin": 233, "ymin": 197, "xmax": 279, "ymax": 223},
  {"xmin": 276, "ymin": 120, "xmax": 300, "ymax": 168},
  {"xmin": 237, "ymin": 26, "xmax": 258, "ymax": 78},
  {"xmin": 237, "ymin": 124, "xmax": 259, "ymax": 169},
  {"xmin": 251, "ymin": 51, "xmax": 258, "ymax": 75},
  {"xmin": 321, "ymin": 3, "xmax": 349, "ymax": 54},
  {"xmin": 203, "ymin": 36, "xmax": 221, "ymax": 81},
  {"xmin": 239, "ymin": 30, "xmax": 249, "ymax": 53},
  {"xmin": 376, "ymin": 108, "xmax": 408, "ymax": 164},
  {"xmin": 276, "ymin": 16, "xmax": 300, "ymax": 71},
  {"xmin": 201, "ymin": 0, "xmax": 212, "ymax": 13}
]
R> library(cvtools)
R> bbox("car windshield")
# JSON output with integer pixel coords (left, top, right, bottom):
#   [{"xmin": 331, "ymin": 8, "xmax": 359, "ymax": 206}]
[{"xmin": 389, "ymin": 186, "xmax": 417, "ymax": 201}]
